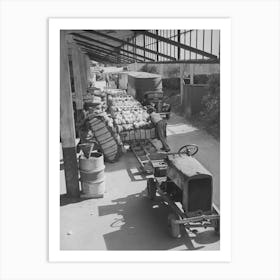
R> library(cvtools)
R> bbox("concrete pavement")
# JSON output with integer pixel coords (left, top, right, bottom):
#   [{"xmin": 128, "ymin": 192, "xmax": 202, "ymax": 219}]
[{"xmin": 60, "ymin": 112, "xmax": 220, "ymax": 250}]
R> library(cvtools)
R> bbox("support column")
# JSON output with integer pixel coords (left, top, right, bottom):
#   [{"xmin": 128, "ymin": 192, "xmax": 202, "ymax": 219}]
[
  {"xmin": 180, "ymin": 64, "xmax": 185, "ymax": 105},
  {"xmin": 60, "ymin": 30, "xmax": 80, "ymax": 198},
  {"xmin": 85, "ymin": 55, "xmax": 92, "ymax": 84},
  {"xmin": 71, "ymin": 46, "xmax": 83, "ymax": 110},
  {"xmin": 82, "ymin": 54, "xmax": 89, "ymax": 89},
  {"xmin": 78, "ymin": 51, "xmax": 87, "ymax": 97}
]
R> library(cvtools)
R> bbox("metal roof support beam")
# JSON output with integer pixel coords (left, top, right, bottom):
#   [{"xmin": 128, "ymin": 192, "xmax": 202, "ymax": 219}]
[
  {"xmin": 139, "ymin": 58, "xmax": 220, "ymax": 65},
  {"xmin": 177, "ymin": 30, "xmax": 181, "ymax": 60},
  {"xmin": 156, "ymin": 30, "xmax": 159, "ymax": 61},
  {"xmin": 88, "ymin": 54, "xmax": 118, "ymax": 64},
  {"xmin": 143, "ymin": 34, "xmax": 146, "ymax": 61},
  {"xmin": 81, "ymin": 47, "xmax": 131, "ymax": 65},
  {"xmin": 75, "ymin": 41, "xmax": 136, "ymax": 63},
  {"xmin": 87, "ymin": 54, "xmax": 113, "ymax": 64},
  {"xmin": 71, "ymin": 33, "xmax": 153, "ymax": 61},
  {"xmin": 133, "ymin": 30, "xmax": 217, "ymax": 60},
  {"xmin": 80, "ymin": 47, "xmax": 123, "ymax": 63},
  {"xmin": 83, "ymin": 30, "xmax": 176, "ymax": 61},
  {"xmin": 80, "ymin": 48, "xmax": 119, "ymax": 63},
  {"xmin": 76, "ymin": 43, "xmax": 139, "ymax": 62},
  {"xmin": 81, "ymin": 49, "xmax": 125, "ymax": 64}
]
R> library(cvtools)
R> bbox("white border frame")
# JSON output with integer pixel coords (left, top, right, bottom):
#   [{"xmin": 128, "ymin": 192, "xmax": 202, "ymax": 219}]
[{"xmin": 49, "ymin": 18, "xmax": 231, "ymax": 262}]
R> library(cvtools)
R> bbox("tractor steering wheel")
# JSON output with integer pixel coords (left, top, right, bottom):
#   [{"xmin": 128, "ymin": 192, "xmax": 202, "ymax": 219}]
[{"xmin": 178, "ymin": 144, "xmax": 199, "ymax": 156}]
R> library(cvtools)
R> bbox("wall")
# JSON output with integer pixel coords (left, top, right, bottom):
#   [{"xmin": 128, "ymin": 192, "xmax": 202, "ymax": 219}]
[
  {"xmin": 128, "ymin": 62, "xmax": 220, "ymax": 78},
  {"xmin": 182, "ymin": 84, "xmax": 208, "ymax": 118}
]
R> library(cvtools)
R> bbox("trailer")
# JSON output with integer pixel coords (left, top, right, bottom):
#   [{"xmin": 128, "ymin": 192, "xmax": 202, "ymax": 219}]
[
  {"xmin": 133, "ymin": 142, "xmax": 220, "ymax": 238},
  {"xmin": 142, "ymin": 90, "xmax": 171, "ymax": 119}
]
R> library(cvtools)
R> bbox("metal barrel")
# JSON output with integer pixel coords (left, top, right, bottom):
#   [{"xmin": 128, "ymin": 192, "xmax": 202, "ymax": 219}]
[
  {"xmin": 127, "ymin": 72, "xmax": 162, "ymax": 102},
  {"xmin": 79, "ymin": 152, "xmax": 105, "ymax": 198}
]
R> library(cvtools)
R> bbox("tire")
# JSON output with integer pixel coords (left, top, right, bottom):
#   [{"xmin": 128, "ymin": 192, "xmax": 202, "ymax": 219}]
[
  {"xmin": 147, "ymin": 178, "xmax": 157, "ymax": 200},
  {"xmin": 167, "ymin": 213, "xmax": 181, "ymax": 238},
  {"xmin": 214, "ymin": 218, "xmax": 220, "ymax": 234}
]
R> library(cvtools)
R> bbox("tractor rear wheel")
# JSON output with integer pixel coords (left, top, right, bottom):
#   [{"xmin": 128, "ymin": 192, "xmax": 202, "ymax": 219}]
[
  {"xmin": 167, "ymin": 213, "xmax": 181, "ymax": 238},
  {"xmin": 147, "ymin": 178, "xmax": 157, "ymax": 200},
  {"xmin": 214, "ymin": 219, "xmax": 220, "ymax": 234}
]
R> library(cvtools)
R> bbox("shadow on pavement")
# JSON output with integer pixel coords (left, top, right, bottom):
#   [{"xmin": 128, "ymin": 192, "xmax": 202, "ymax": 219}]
[
  {"xmin": 60, "ymin": 193, "xmax": 96, "ymax": 206},
  {"xmin": 100, "ymin": 192, "xmax": 218, "ymax": 250}
]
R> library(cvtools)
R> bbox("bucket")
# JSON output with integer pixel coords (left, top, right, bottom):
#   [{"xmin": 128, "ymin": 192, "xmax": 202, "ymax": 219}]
[
  {"xmin": 79, "ymin": 152, "xmax": 105, "ymax": 172},
  {"xmin": 81, "ymin": 181, "xmax": 105, "ymax": 199},
  {"xmin": 79, "ymin": 152, "xmax": 105, "ymax": 198}
]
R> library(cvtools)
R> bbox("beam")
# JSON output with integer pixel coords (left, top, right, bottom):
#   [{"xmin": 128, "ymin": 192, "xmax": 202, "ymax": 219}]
[
  {"xmin": 71, "ymin": 33, "xmax": 154, "ymax": 61},
  {"xmin": 82, "ymin": 49, "xmax": 118, "ymax": 63},
  {"xmin": 81, "ymin": 47, "xmax": 126, "ymax": 65},
  {"xmin": 75, "ymin": 40, "xmax": 142, "ymax": 63},
  {"xmin": 137, "ymin": 58, "xmax": 220, "ymax": 65},
  {"xmin": 79, "ymin": 44, "xmax": 124, "ymax": 61},
  {"xmin": 79, "ymin": 44, "xmax": 124, "ymax": 62},
  {"xmin": 88, "ymin": 54, "xmax": 115, "ymax": 64},
  {"xmin": 80, "ymin": 46, "xmax": 131, "ymax": 64},
  {"xmin": 133, "ymin": 30, "xmax": 218, "ymax": 60},
  {"xmin": 60, "ymin": 30, "xmax": 80, "ymax": 198},
  {"xmin": 156, "ymin": 30, "xmax": 159, "ymax": 61},
  {"xmin": 177, "ymin": 30, "xmax": 181, "ymax": 60},
  {"xmin": 180, "ymin": 64, "xmax": 184, "ymax": 105},
  {"xmin": 74, "ymin": 40, "xmax": 135, "ymax": 63},
  {"xmin": 143, "ymin": 34, "xmax": 146, "ymax": 61},
  {"xmin": 83, "ymin": 30, "xmax": 176, "ymax": 61}
]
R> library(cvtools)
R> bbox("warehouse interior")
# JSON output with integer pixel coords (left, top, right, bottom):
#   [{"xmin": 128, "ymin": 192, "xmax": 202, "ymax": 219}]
[{"xmin": 60, "ymin": 29, "xmax": 220, "ymax": 250}]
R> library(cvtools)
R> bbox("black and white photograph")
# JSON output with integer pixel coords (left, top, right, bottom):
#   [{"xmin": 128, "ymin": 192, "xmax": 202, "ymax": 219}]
[
  {"xmin": 59, "ymin": 28, "xmax": 222, "ymax": 251},
  {"xmin": 1, "ymin": 0, "xmax": 280, "ymax": 279}
]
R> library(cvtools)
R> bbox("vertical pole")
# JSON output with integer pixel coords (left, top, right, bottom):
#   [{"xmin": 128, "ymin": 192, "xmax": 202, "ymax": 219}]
[
  {"xmin": 189, "ymin": 30, "xmax": 192, "ymax": 59},
  {"xmin": 202, "ymin": 30, "xmax": 205, "ymax": 60},
  {"xmin": 177, "ymin": 30, "xmax": 181, "ymax": 60},
  {"xmin": 156, "ymin": 30, "xmax": 159, "ymax": 62},
  {"xmin": 184, "ymin": 30, "xmax": 186, "ymax": 60},
  {"xmin": 143, "ymin": 34, "xmax": 146, "ymax": 62},
  {"xmin": 83, "ymin": 54, "xmax": 89, "ymax": 89},
  {"xmin": 195, "ymin": 30, "xmax": 198, "ymax": 60},
  {"xmin": 60, "ymin": 30, "xmax": 80, "ymax": 198},
  {"xmin": 162, "ymin": 30, "xmax": 165, "ymax": 61},
  {"xmin": 78, "ymin": 51, "xmax": 87, "ymax": 96},
  {"xmin": 71, "ymin": 46, "xmax": 83, "ymax": 110},
  {"xmin": 180, "ymin": 64, "xmax": 184, "ymax": 105},
  {"xmin": 133, "ymin": 37, "xmax": 136, "ymax": 62},
  {"xmin": 85, "ymin": 55, "xmax": 91, "ymax": 84},
  {"xmin": 169, "ymin": 30, "xmax": 171, "ymax": 57},
  {"xmin": 219, "ymin": 30, "xmax": 220, "ymax": 59},
  {"xmin": 210, "ymin": 30, "xmax": 213, "ymax": 54}
]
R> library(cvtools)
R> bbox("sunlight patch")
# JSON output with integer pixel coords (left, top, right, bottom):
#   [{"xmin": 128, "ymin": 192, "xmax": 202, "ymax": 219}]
[{"xmin": 167, "ymin": 123, "xmax": 198, "ymax": 136}]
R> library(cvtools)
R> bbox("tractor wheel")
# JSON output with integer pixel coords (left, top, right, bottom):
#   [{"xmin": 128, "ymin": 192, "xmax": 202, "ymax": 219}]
[
  {"xmin": 147, "ymin": 178, "xmax": 157, "ymax": 200},
  {"xmin": 167, "ymin": 213, "xmax": 181, "ymax": 238},
  {"xmin": 214, "ymin": 219, "xmax": 220, "ymax": 235}
]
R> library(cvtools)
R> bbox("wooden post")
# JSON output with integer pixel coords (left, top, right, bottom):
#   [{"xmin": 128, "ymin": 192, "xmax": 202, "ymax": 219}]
[
  {"xmin": 71, "ymin": 46, "xmax": 83, "ymax": 110},
  {"xmin": 85, "ymin": 55, "xmax": 92, "ymax": 84},
  {"xmin": 83, "ymin": 53, "xmax": 89, "ymax": 90},
  {"xmin": 60, "ymin": 30, "xmax": 80, "ymax": 198},
  {"xmin": 78, "ymin": 51, "xmax": 87, "ymax": 97},
  {"xmin": 180, "ymin": 64, "xmax": 184, "ymax": 105}
]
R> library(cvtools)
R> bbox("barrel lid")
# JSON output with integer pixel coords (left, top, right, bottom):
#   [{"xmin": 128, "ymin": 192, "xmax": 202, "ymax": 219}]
[{"xmin": 128, "ymin": 71, "xmax": 161, "ymax": 79}]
